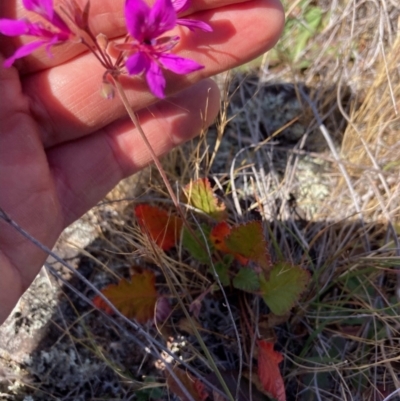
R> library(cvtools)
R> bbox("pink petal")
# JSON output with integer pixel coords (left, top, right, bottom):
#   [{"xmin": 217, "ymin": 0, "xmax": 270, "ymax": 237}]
[
  {"xmin": 49, "ymin": 12, "xmax": 71, "ymax": 33},
  {"xmin": 172, "ymin": 0, "xmax": 190, "ymax": 13},
  {"xmin": 126, "ymin": 51, "xmax": 150, "ymax": 75},
  {"xmin": 3, "ymin": 40, "xmax": 46, "ymax": 67},
  {"xmin": 22, "ymin": 0, "xmax": 70, "ymax": 33},
  {"xmin": 159, "ymin": 53, "xmax": 204, "ymax": 74},
  {"xmin": 177, "ymin": 18, "xmax": 212, "ymax": 32},
  {"xmin": 148, "ymin": 0, "xmax": 176, "ymax": 37},
  {"xmin": 153, "ymin": 35, "xmax": 180, "ymax": 53},
  {"xmin": 146, "ymin": 61, "xmax": 166, "ymax": 98},
  {"xmin": 0, "ymin": 19, "xmax": 32, "ymax": 36},
  {"xmin": 44, "ymin": 35, "xmax": 60, "ymax": 57},
  {"xmin": 125, "ymin": 0, "xmax": 151, "ymax": 41},
  {"xmin": 23, "ymin": 0, "xmax": 54, "ymax": 20}
]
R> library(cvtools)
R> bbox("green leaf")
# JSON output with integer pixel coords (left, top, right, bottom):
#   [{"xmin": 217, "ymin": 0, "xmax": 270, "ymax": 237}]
[
  {"xmin": 211, "ymin": 258, "xmax": 232, "ymax": 286},
  {"xmin": 224, "ymin": 221, "xmax": 271, "ymax": 270},
  {"xmin": 292, "ymin": 6, "xmax": 323, "ymax": 61},
  {"xmin": 233, "ymin": 268, "xmax": 260, "ymax": 292},
  {"xmin": 136, "ymin": 376, "xmax": 164, "ymax": 401},
  {"xmin": 184, "ymin": 178, "xmax": 227, "ymax": 221},
  {"xmin": 182, "ymin": 225, "xmax": 213, "ymax": 264},
  {"xmin": 271, "ymin": 1, "xmax": 326, "ymax": 67},
  {"xmin": 260, "ymin": 262, "xmax": 310, "ymax": 315}
]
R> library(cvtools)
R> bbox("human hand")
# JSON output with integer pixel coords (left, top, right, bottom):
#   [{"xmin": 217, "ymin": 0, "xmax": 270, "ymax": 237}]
[{"xmin": 0, "ymin": 0, "xmax": 284, "ymax": 324}]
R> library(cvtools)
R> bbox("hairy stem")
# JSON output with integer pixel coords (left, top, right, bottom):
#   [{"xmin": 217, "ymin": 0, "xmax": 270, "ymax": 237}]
[
  {"xmin": 112, "ymin": 76, "xmax": 207, "ymax": 245},
  {"xmin": 112, "ymin": 77, "xmax": 185, "ymax": 211}
]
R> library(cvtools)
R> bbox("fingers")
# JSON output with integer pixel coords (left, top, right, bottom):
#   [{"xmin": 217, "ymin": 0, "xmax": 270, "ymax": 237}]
[
  {"xmin": 0, "ymin": 0, "xmax": 255, "ymax": 72},
  {"xmin": 47, "ymin": 78, "xmax": 220, "ymax": 226},
  {"xmin": 23, "ymin": 0, "xmax": 284, "ymax": 148}
]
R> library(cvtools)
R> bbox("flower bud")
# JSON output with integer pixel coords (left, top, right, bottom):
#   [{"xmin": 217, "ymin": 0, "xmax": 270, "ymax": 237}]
[
  {"xmin": 100, "ymin": 80, "xmax": 115, "ymax": 100},
  {"xmin": 96, "ymin": 33, "xmax": 109, "ymax": 52}
]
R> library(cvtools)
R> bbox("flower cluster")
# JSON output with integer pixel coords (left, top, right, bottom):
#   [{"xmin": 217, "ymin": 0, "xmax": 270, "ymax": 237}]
[
  {"xmin": 0, "ymin": 0, "xmax": 211, "ymax": 98},
  {"xmin": 0, "ymin": 0, "xmax": 72, "ymax": 67}
]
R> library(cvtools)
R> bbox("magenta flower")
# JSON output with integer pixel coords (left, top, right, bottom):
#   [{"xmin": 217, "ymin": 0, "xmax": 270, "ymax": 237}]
[
  {"xmin": 172, "ymin": 0, "xmax": 212, "ymax": 32},
  {"xmin": 120, "ymin": 0, "xmax": 205, "ymax": 98},
  {"xmin": 0, "ymin": 0, "xmax": 72, "ymax": 67}
]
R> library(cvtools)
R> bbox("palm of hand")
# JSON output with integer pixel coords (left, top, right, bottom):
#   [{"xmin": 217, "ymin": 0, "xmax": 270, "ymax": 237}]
[{"xmin": 0, "ymin": 0, "xmax": 284, "ymax": 324}]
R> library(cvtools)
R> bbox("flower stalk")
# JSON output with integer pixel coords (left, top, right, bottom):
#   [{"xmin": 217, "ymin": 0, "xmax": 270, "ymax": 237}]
[{"xmin": 112, "ymin": 75, "xmax": 205, "ymax": 245}]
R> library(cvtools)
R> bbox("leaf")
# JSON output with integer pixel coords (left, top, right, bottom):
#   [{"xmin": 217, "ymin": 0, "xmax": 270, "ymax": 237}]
[
  {"xmin": 292, "ymin": 6, "xmax": 323, "ymax": 62},
  {"xmin": 166, "ymin": 367, "xmax": 208, "ymax": 401},
  {"xmin": 209, "ymin": 221, "xmax": 231, "ymax": 249},
  {"xmin": 211, "ymin": 259, "xmax": 231, "ymax": 286},
  {"xmin": 210, "ymin": 221, "xmax": 271, "ymax": 270},
  {"xmin": 136, "ymin": 376, "xmax": 164, "ymax": 401},
  {"xmin": 93, "ymin": 270, "xmax": 158, "ymax": 323},
  {"xmin": 226, "ymin": 222, "xmax": 271, "ymax": 270},
  {"xmin": 260, "ymin": 262, "xmax": 310, "ymax": 316},
  {"xmin": 182, "ymin": 224, "xmax": 213, "ymax": 264},
  {"xmin": 135, "ymin": 204, "xmax": 183, "ymax": 251},
  {"xmin": 184, "ymin": 178, "xmax": 227, "ymax": 221},
  {"xmin": 233, "ymin": 268, "xmax": 260, "ymax": 292},
  {"xmin": 210, "ymin": 222, "xmax": 248, "ymax": 265},
  {"xmin": 257, "ymin": 340, "xmax": 286, "ymax": 401}
]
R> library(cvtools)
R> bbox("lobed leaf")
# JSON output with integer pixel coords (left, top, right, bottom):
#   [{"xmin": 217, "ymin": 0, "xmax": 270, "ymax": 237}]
[
  {"xmin": 184, "ymin": 178, "xmax": 227, "ymax": 221},
  {"xmin": 136, "ymin": 376, "xmax": 164, "ymax": 401},
  {"xmin": 210, "ymin": 222, "xmax": 248, "ymax": 265},
  {"xmin": 210, "ymin": 221, "xmax": 271, "ymax": 270},
  {"xmin": 225, "ymin": 221, "xmax": 271, "ymax": 270},
  {"xmin": 257, "ymin": 340, "xmax": 286, "ymax": 401},
  {"xmin": 166, "ymin": 367, "xmax": 208, "ymax": 401},
  {"xmin": 182, "ymin": 224, "xmax": 213, "ymax": 264},
  {"xmin": 233, "ymin": 268, "xmax": 260, "ymax": 292},
  {"xmin": 260, "ymin": 262, "xmax": 310, "ymax": 316},
  {"xmin": 135, "ymin": 204, "xmax": 183, "ymax": 251},
  {"xmin": 93, "ymin": 270, "xmax": 158, "ymax": 323},
  {"xmin": 211, "ymin": 259, "xmax": 231, "ymax": 286},
  {"xmin": 209, "ymin": 221, "xmax": 230, "ymax": 249}
]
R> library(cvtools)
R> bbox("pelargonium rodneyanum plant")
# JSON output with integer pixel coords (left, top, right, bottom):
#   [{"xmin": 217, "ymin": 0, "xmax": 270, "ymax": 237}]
[{"xmin": 0, "ymin": 0, "xmax": 211, "ymax": 98}]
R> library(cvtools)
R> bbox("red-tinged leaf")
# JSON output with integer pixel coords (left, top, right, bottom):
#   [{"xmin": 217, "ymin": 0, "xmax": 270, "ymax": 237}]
[
  {"xmin": 257, "ymin": 340, "xmax": 286, "ymax": 401},
  {"xmin": 210, "ymin": 222, "xmax": 249, "ymax": 265},
  {"xmin": 166, "ymin": 367, "xmax": 208, "ymax": 401},
  {"xmin": 135, "ymin": 204, "xmax": 183, "ymax": 251},
  {"xmin": 210, "ymin": 221, "xmax": 271, "ymax": 269},
  {"xmin": 210, "ymin": 221, "xmax": 231, "ymax": 248},
  {"xmin": 225, "ymin": 222, "xmax": 271, "ymax": 270},
  {"xmin": 184, "ymin": 178, "xmax": 227, "ymax": 221},
  {"xmin": 93, "ymin": 271, "xmax": 158, "ymax": 323},
  {"xmin": 260, "ymin": 262, "xmax": 310, "ymax": 316}
]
